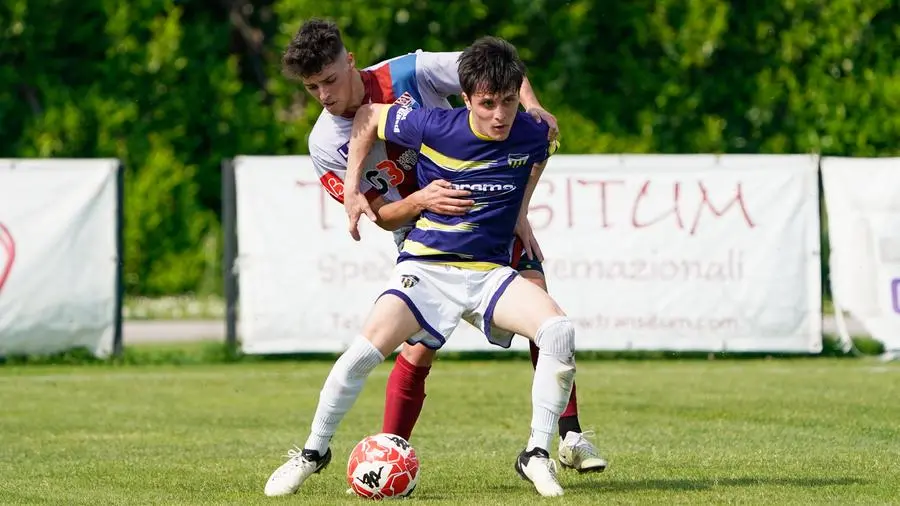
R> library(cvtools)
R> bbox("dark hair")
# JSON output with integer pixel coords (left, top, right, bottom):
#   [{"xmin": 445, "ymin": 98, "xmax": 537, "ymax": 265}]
[
  {"xmin": 282, "ymin": 19, "xmax": 345, "ymax": 78},
  {"xmin": 457, "ymin": 36, "xmax": 527, "ymax": 97}
]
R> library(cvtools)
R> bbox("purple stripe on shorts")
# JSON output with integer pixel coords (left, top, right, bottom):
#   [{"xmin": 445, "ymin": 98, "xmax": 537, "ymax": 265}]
[
  {"xmin": 482, "ymin": 271, "xmax": 519, "ymax": 348},
  {"xmin": 380, "ymin": 289, "xmax": 446, "ymax": 349}
]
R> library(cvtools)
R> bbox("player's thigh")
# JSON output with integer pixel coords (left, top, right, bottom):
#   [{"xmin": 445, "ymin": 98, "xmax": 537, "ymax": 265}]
[
  {"xmin": 491, "ymin": 274, "xmax": 565, "ymax": 340},
  {"xmin": 400, "ymin": 342, "xmax": 436, "ymax": 367},
  {"xmin": 510, "ymin": 237, "xmax": 547, "ymax": 293},
  {"xmin": 362, "ymin": 294, "xmax": 422, "ymax": 357},
  {"xmin": 518, "ymin": 268, "xmax": 547, "ymax": 293}
]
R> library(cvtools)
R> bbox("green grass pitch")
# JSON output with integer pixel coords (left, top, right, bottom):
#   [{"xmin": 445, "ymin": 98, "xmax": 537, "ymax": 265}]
[{"xmin": 1, "ymin": 356, "xmax": 898, "ymax": 504}]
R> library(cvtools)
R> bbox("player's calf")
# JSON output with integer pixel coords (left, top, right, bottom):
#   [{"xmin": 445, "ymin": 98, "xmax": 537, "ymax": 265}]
[
  {"xmin": 264, "ymin": 294, "xmax": 422, "ymax": 496},
  {"xmin": 527, "ymin": 316, "xmax": 576, "ymax": 451},
  {"xmin": 383, "ymin": 344, "xmax": 434, "ymax": 439}
]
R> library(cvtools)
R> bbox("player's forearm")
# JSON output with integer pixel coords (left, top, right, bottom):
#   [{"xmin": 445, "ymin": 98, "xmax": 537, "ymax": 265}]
[
  {"xmin": 518, "ymin": 77, "xmax": 543, "ymax": 111},
  {"xmin": 345, "ymin": 104, "xmax": 382, "ymax": 194},
  {"xmin": 372, "ymin": 194, "xmax": 424, "ymax": 231},
  {"xmin": 518, "ymin": 160, "xmax": 547, "ymax": 220}
]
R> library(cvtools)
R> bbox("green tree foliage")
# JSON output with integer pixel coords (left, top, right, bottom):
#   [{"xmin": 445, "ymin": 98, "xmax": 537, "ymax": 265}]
[{"xmin": 1, "ymin": 0, "xmax": 897, "ymax": 295}]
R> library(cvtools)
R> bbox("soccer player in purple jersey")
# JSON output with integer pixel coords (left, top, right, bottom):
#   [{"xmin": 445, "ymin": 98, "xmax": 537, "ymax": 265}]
[{"xmin": 266, "ymin": 36, "xmax": 580, "ymax": 498}]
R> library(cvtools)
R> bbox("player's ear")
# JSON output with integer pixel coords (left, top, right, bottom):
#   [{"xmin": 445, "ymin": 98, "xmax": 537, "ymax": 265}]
[
  {"xmin": 461, "ymin": 92, "xmax": 471, "ymax": 110},
  {"xmin": 347, "ymin": 51, "xmax": 355, "ymax": 68}
]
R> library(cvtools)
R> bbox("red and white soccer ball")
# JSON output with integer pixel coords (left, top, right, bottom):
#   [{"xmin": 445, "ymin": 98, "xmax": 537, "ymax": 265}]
[{"xmin": 347, "ymin": 433, "xmax": 419, "ymax": 499}]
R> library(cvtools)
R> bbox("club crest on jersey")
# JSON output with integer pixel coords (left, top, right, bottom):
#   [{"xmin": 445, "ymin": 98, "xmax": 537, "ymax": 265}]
[
  {"xmin": 394, "ymin": 91, "xmax": 420, "ymax": 109},
  {"xmin": 508, "ymin": 153, "xmax": 530, "ymax": 168},
  {"xmin": 400, "ymin": 274, "xmax": 420, "ymax": 288}
]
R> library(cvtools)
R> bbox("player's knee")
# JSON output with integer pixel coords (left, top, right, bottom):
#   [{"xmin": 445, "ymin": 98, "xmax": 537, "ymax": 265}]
[
  {"xmin": 401, "ymin": 343, "xmax": 435, "ymax": 367},
  {"xmin": 339, "ymin": 336, "xmax": 386, "ymax": 380},
  {"xmin": 533, "ymin": 316, "xmax": 575, "ymax": 356}
]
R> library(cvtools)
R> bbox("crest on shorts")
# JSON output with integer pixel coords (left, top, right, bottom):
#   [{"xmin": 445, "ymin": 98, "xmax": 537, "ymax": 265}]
[
  {"xmin": 400, "ymin": 274, "xmax": 420, "ymax": 288},
  {"xmin": 508, "ymin": 153, "xmax": 530, "ymax": 168}
]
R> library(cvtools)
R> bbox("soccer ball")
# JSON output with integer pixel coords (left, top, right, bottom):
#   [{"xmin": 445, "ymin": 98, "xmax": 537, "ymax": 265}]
[{"xmin": 347, "ymin": 433, "xmax": 419, "ymax": 499}]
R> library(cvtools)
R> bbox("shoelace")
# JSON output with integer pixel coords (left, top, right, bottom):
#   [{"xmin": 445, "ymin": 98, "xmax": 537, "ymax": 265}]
[
  {"xmin": 284, "ymin": 445, "xmax": 305, "ymax": 461},
  {"xmin": 535, "ymin": 456, "xmax": 560, "ymax": 482},
  {"xmin": 571, "ymin": 430, "xmax": 600, "ymax": 455},
  {"xmin": 547, "ymin": 458, "xmax": 559, "ymax": 476}
]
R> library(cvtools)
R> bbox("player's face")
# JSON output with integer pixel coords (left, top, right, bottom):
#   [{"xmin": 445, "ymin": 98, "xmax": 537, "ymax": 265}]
[
  {"xmin": 463, "ymin": 89, "xmax": 520, "ymax": 141},
  {"xmin": 301, "ymin": 51, "xmax": 355, "ymax": 116}
]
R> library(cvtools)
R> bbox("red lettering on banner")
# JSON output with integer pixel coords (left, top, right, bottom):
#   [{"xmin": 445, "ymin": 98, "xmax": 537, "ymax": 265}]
[
  {"xmin": 0, "ymin": 223, "xmax": 15, "ymax": 296},
  {"xmin": 689, "ymin": 182, "xmax": 756, "ymax": 235},
  {"xmin": 528, "ymin": 177, "xmax": 757, "ymax": 234},
  {"xmin": 632, "ymin": 181, "xmax": 684, "ymax": 230},
  {"xmin": 529, "ymin": 180, "xmax": 555, "ymax": 229},
  {"xmin": 295, "ymin": 174, "xmax": 758, "ymax": 234},
  {"xmin": 577, "ymin": 179, "xmax": 624, "ymax": 228},
  {"xmin": 296, "ymin": 180, "xmax": 335, "ymax": 230}
]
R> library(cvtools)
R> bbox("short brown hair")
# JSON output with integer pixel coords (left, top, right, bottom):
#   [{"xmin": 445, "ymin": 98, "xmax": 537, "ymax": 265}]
[
  {"xmin": 457, "ymin": 36, "xmax": 526, "ymax": 97},
  {"xmin": 282, "ymin": 19, "xmax": 345, "ymax": 78}
]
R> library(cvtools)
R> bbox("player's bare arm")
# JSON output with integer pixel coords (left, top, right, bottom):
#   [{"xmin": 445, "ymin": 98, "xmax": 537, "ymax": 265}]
[
  {"xmin": 369, "ymin": 180, "xmax": 475, "ymax": 231},
  {"xmin": 519, "ymin": 77, "xmax": 558, "ymax": 142},
  {"xmin": 343, "ymin": 103, "xmax": 384, "ymax": 240},
  {"xmin": 515, "ymin": 159, "xmax": 548, "ymax": 261},
  {"xmin": 345, "ymin": 103, "xmax": 476, "ymax": 238}
]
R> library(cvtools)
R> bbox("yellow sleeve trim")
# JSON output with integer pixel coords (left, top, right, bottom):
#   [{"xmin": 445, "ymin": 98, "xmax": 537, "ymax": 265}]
[{"xmin": 376, "ymin": 105, "xmax": 391, "ymax": 140}]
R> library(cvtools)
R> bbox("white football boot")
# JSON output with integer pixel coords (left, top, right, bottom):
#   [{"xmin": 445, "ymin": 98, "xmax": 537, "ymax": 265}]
[
  {"xmin": 264, "ymin": 446, "xmax": 332, "ymax": 497},
  {"xmin": 558, "ymin": 431, "xmax": 608, "ymax": 473},
  {"xmin": 515, "ymin": 447, "xmax": 564, "ymax": 497}
]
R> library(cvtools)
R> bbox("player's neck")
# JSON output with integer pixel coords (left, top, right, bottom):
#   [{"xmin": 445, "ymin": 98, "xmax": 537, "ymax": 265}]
[{"xmin": 344, "ymin": 69, "xmax": 367, "ymax": 115}]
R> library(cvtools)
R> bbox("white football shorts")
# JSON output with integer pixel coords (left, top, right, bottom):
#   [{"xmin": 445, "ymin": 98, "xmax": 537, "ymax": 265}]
[{"xmin": 378, "ymin": 261, "xmax": 519, "ymax": 349}]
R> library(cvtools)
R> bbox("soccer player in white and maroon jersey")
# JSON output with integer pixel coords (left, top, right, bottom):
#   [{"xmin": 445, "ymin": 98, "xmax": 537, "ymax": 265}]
[{"xmin": 270, "ymin": 17, "xmax": 605, "ymax": 473}]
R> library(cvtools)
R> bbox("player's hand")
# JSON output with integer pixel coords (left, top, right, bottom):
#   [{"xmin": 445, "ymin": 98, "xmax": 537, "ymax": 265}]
[
  {"xmin": 345, "ymin": 189, "xmax": 378, "ymax": 241},
  {"xmin": 514, "ymin": 216, "xmax": 544, "ymax": 262},
  {"xmin": 417, "ymin": 180, "xmax": 475, "ymax": 216},
  {"xmin": 525, "ymin": 107, "xmax": 559, "ymax": 143}
]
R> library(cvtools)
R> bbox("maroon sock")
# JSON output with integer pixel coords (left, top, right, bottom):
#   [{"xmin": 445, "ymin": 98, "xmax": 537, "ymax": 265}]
[
  {"xmin": 530, "ymin": 339, "xmax": 580, "ymax": 429},
  {"xmin": 382, "ymin": 353, "xmax": 431, "ymax": 440}
]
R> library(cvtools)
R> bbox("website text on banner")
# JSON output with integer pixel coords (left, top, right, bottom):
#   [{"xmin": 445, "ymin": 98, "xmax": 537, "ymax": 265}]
[
  {"xmin": 822, "ymin": 157, "xmax": 900, "ymax": 352},
  {"xmin": 0, "ymin": 159, "xmax": 119, "ymax": 358},
  {"xmin": 234, "ymin": 154, "xmax": 821, "ymax": 354}
]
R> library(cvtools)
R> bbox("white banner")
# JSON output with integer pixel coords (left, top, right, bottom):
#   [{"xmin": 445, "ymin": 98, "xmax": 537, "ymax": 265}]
[
  {"xmin": 235, "ymin": 154, "xmax": 822, "ymax": 354},
  {"xmin": 822, "ymin": 157, "xmax": 900, "ymax": 351},
  {"xmin": 0, "ymin": 159, "xmax": 119, "ymax": 358}
]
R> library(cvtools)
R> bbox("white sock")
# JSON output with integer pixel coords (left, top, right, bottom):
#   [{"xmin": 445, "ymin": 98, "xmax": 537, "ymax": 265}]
[
  {"xmin": 305, "ymin": 335, "xmax": 385, "ymax": 454},
  {"xmin": 527, "ymin": 316, "xmax": 576, "ymax": 453}
]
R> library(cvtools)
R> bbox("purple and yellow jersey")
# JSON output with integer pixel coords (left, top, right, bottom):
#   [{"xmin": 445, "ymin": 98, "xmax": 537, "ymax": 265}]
[{"xmin": 377, "ymin": 105, "xmax": 558, "ymax": 268}]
